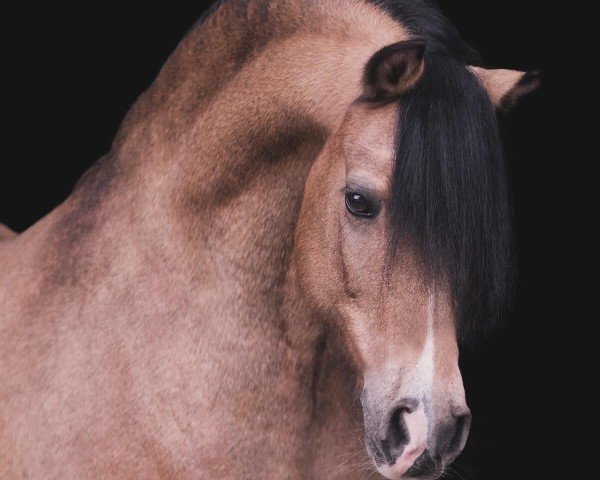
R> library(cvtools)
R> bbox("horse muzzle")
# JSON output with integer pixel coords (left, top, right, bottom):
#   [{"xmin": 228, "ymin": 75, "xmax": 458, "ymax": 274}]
[{"xmin": 361, "ymin": 394, "xmax": 471, "ymax": 479}]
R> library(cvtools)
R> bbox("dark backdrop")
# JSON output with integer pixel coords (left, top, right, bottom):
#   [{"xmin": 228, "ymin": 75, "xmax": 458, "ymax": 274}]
[{"xmin": 1, "ymin": 1, "xmax": 564, "ymax": 478}]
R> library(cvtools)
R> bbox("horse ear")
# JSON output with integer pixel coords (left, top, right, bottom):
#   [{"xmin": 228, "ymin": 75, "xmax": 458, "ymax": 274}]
[
  {"xmin": 362, "ymin": 39, "xmax": 426, "ymax": 100},
  {"xmin": 469, "ymin": 66, "xmax": 541, "ymax": 111}
]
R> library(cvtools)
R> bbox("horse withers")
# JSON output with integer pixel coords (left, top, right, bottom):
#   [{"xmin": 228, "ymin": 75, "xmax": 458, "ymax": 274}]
[{"xmin": 0, "ymin": 1, "xmax": 539, "ymax": 479}]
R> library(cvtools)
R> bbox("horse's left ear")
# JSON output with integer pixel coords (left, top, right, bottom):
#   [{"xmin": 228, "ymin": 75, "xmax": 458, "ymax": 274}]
[
  {"xmin": 469, "ymin": 66, "xmax": 542, "ymax": 112},
  {"xmin": 362, "ymin": 39, "xmax": 426, "ymax": 101}
]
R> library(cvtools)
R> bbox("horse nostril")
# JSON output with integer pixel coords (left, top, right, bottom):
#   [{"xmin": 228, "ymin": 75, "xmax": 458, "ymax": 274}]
[
  {"xmin": 379, "ymin": 398, "xmax": 419, "ymax": 463},
  {"xmin": 444, "ymin": 410, "xmax": 472, "ymax": 460},
  {"xmin": 386, "ymin": 406, "xmax": 409, "ymax": 454}
]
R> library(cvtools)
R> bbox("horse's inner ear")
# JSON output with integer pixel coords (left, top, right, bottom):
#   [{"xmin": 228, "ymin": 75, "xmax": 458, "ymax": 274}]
[
  {"xmin": 362, "ymin": 39, "xmax": 426, "ymax": 101},
  {"xmin": 469, "ymin": 66, "xmax": 542, "ymax": 111}
]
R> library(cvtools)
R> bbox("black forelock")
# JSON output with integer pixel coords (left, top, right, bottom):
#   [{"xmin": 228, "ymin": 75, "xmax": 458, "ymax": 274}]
[
  {"xmin": 390, "ymin": 57, "xmax": 514, "ymax": 344},
  {"xmin": 368, "ymin": 0, "xmax": 515, "ymax": 343}
]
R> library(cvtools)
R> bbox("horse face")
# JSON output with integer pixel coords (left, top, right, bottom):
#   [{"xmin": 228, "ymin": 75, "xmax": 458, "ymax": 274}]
[
  {"xmin": 295, "ymin": 100, "xmax": 469, "ymax": 479},
  {"xmin": 294, "ymin": 40, "xmax": 538, "ymax": 479}
]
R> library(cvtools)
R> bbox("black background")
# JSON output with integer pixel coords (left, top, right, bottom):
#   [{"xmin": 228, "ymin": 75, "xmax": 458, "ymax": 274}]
[{"xmin": 1, "ymin": 1, "xmax": 567, "ymax": 478}]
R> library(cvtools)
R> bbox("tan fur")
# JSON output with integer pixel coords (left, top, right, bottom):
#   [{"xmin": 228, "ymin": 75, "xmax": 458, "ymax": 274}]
[{"xmin": 0, "ymin": 1, "xmax": 516, "ymax": 478}]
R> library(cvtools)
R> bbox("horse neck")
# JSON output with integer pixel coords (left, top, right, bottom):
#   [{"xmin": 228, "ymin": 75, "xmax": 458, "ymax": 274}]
[{"xmin": 66, "ymin": 0, "xmax": 406, "ymax": 337}]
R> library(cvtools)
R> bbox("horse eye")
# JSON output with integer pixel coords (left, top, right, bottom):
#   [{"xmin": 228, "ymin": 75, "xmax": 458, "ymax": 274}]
[{"xmin": 345, "ymin": 191, "xmax": 375, "ymax": 218}]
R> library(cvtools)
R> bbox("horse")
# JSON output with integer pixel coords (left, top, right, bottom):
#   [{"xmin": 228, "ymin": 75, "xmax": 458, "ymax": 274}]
[{"xmin": 0, "ymin": 1, "xmax": 539, "ymax": 478}]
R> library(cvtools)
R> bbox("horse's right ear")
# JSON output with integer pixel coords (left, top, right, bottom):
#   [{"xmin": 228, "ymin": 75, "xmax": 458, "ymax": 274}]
[
  {"xmin": 468, "ymin": 66, "xmax": 542, "ymax": 112},
  {"xmin": 362, "ymin": 39, "xmax": 426, "ymax": 101}
]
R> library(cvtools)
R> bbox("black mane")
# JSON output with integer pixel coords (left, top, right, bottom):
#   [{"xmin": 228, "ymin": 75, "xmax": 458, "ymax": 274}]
[{"xmin": 370, "ymin": 0, "xmax": 514, "ymax": 343}]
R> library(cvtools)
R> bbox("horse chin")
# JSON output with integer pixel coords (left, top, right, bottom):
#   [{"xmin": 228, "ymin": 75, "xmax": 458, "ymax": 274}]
[
  {"xmin": 374, "ymin": 460, "xmax": 443, "ymax": 480},
  {"xmin": 367, "ymin": 446, "xmax": 444, "ymax": 480}
]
